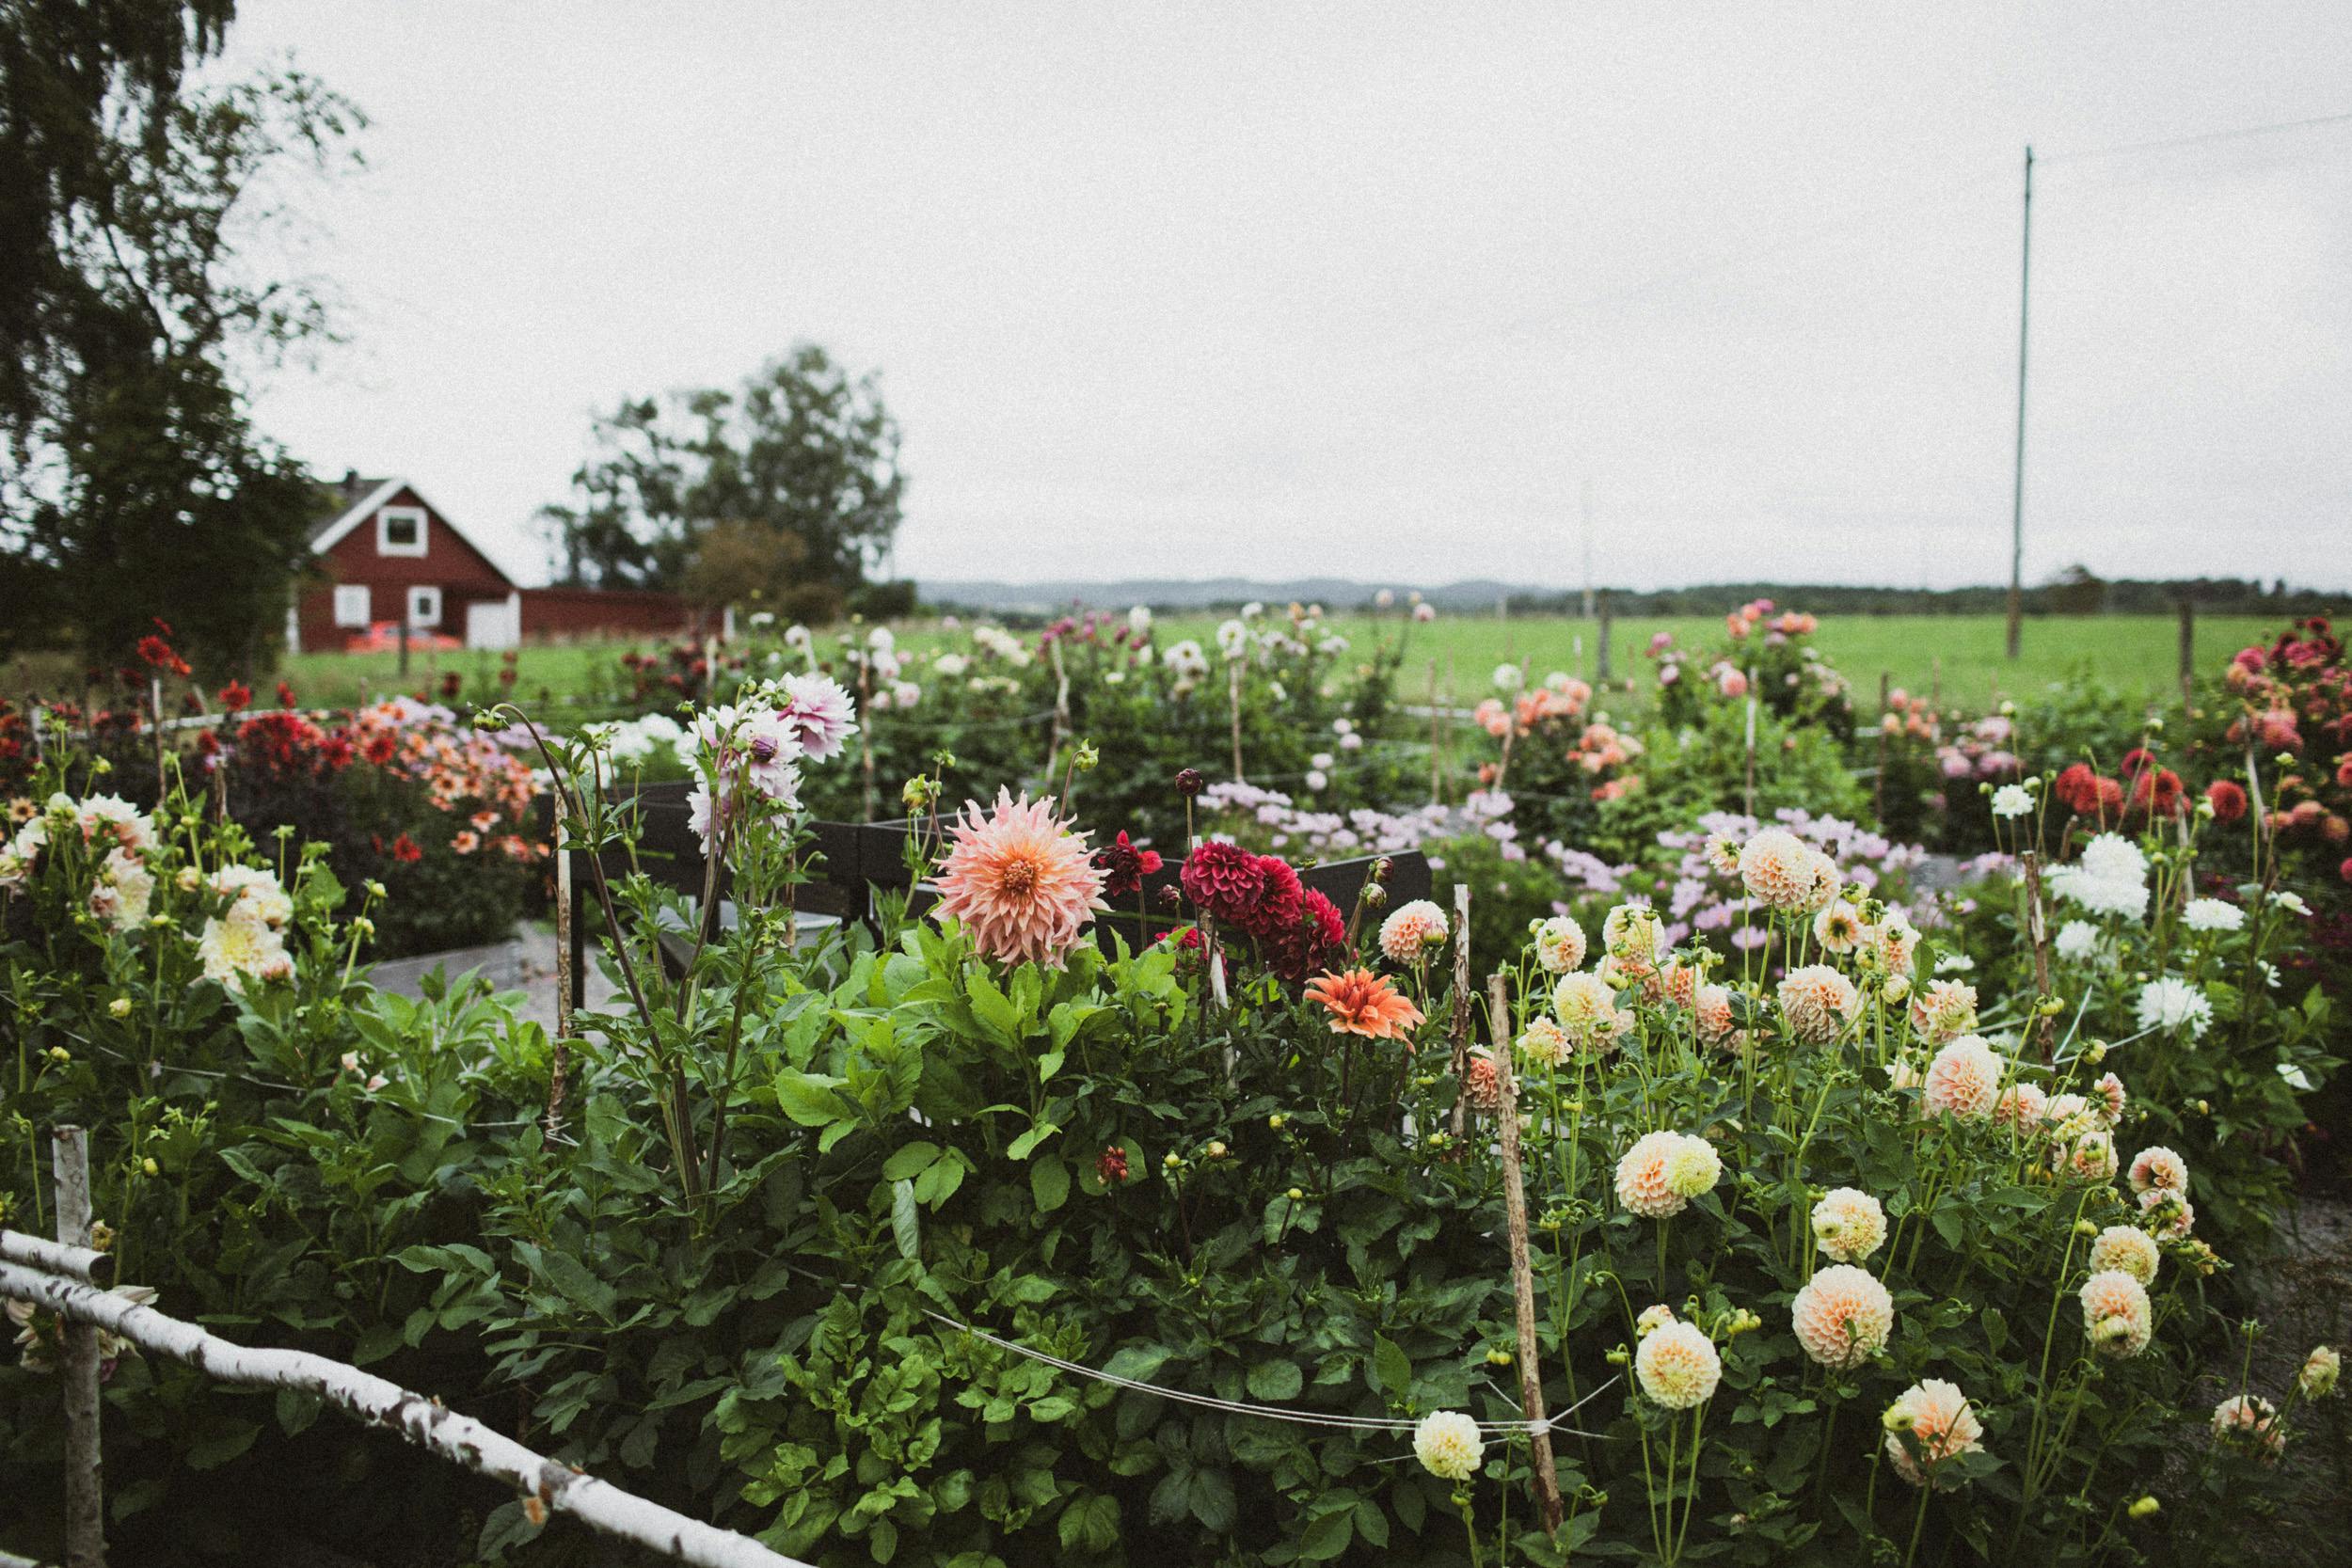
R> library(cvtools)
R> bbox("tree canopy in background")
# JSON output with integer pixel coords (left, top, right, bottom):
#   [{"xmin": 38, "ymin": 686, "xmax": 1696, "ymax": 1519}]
[
  {"xmin": 0, "ymin": 1, "xmax": 361, "ymax": 674},
  {"xmin": 543, "ymin": 344, "xmax": 905, "ymax": 625}
]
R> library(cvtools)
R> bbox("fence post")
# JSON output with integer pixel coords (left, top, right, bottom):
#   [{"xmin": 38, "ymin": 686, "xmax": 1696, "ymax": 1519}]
[
  {"xmin": 53, "ymin": 1127, "xmax": 105, "ymax": 1568},
  {"xmin": 2177, "ymin": 600, "xmax": 2196, "ymax": 721},
  {"xmin": 1874, "ymin": 672, "xmax": 1890, "ymax": 827},
  {"xmin": 1446, "ymin": 884, "xmax": 1474, "ymax": 1142},
  {"xmin": 1596, "ymin": 594, "xmax": 1613, "ymax": 681},
  {"xmin": 397, "ymin": 615, "xmax": 410, "ymax": 682},
  {"xmin": 1490, "ymin": 974, "xmax": 1565, "ymax": 1532}
]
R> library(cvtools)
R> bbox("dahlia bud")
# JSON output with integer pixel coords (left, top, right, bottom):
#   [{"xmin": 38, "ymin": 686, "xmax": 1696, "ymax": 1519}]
[
  {"xmin": 2074, "ymin": 1218, "xmax": 2099, "ymax": 1237},
  {"xmin": 1163, "ymin": 1151, "xmax": 1182, "ymax": 1170},
  {"xmin": 1882, "ymin": 1398, "xmax": 1916, "ymax": 1433},
  {"xmin": 902, "ymin": 775, "xmax": 938, "ymax": 811},
  {"xmin": 1372, "ymin": 856, "xmax": 1393, "ymax": 884},
  {"xmin": 2128, "ymin": 1497, "xmax": 2161, "ymax": 1519},
  {"xmin": 1267, "ymin": 1114, "xmax": 1286, "ymax": 1130},
  {"xmin": 1486, "ymin": 1348, "xmax": 1514, "ymax": 1366},
  {"xmin": 109, "ymin": 997, "xmax": 133, "ymax": 1019},
  {"xmin": 1605, "ymin": 1345, "xmax": 1630, "ymax": 1366},
  {"xmin": 87, "ymin": 1221, "xmax": 115, "ymax": 1252},
  {"xmin": 174, "ymin": 867, "xmax": 200, "ymax": 893},
  {"xmin": 1073, "ymin": 739, "xmax": 1100, "ymax": 772},
  {"xmin": 92, "ymin": 756, "xmax": 112, "ymax": 775},
  {"xmin": 1286, "ymin": 1187, "xmax": 1305, "ymax": 1201},
  {"xmin": 1205, "ymin": 1141, "xmax": 1228, "ymax": 1160},
  {"xmin": 47, "ymin": 1047, "xmax": 69, "ymax": 1064},
  {"xmin": 1361, "ymin": 882, "xmax": 1388, "ymax": 908},
  {"xmin": 1156, "ymin": 883, "xmax": 1183, "ymax": 910},
  {"xmin": 1174, "ymin": 768, "xmax": 1204, "ymax": 798},
  {"xmin": 141, "ymin": 1157, "xmax": 159, "ymax": 1177}
]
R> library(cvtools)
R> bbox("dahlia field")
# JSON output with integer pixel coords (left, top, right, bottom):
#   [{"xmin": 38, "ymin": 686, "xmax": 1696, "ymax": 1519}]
[{"xmin": 2, "ymin": 603, "xmax": 2345, "ymax": 1568}]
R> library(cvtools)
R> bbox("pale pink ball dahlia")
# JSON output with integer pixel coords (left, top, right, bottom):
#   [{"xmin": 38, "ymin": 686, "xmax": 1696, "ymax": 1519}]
[
  {"xmin": 2061, "ymin": 1129, "xmax": 2119, "ymax": 1184},
  {"xmin": 1377, "ymin": 899, "xmax": 1450, "ymax": 965},
  {"xmin": 1636, "ymin": 1320, "xmax": 1722, "ymax": 1408},
  {"xmin": 1738, "ymin": 828, "xmax": 1819, "ymax": 912},
  {"xmin": 2090, "ymin": 1226, "xmax": 2161, "ymax": 1285},
  {"xmin": 2092, "ymin": 1071, "xmax": 2128, "ymax": 1124},
  {"xmin": 1615, "ymin": 1132, "xmax": 1688, "ymax": 1219},
  {"xmin": 1551, "ymin": 972, "xmax": 1630, "ymax": 1054},
  {"xmin": 1883, "ymin": 1378, "xmax": 1985, "ymax": 1489},
  {"xmin": 1778, "ymin": 965, "xmax": 1860, "ymax": 1044},
  {"xmin": 2211, "ymin": 1394, "xmax": 2284, "ymax": 1461},
  {"xmin": 1811, "ymin": 1188, "xmax": 1887, "ymax": 1264},
  {"xmin": 2080, "ymin": 1269, "xmax": 2153, "ymax": 1358},
  {"xmin": 1791, "ymin": 1265, "xmax": 1894, "ymax": 1368},
  {"xmin": 1461, "ymin": 1048, "xmax": 1504, "ymax": 1114},
  {"xmin": 1531, "ymin": 914, "xmax": 1587, "ymax": 974},
  {"xmin": 1922, "ymin": 1036, "xmax": 2005, "ymax": 1119},
  {"xmin": 1909, "ymin": 979, "xmax": 1979, "ymax": 1044},
  {"xmin": 2128, "ymin": 1146, "xmax": 2189, "ymax": 1198},
  {"xmin": 1994, "ymin": 1082, "xmax": 2048, "ymax": 1132},
  {"xmin": 2138, "ymin": 1187, "xmax": 2196, "ymax": 1239},
  {"xmin": 931, "ymin": 790, "xmax": 1109, "ymax": 969},
  {"xmin": 1693, "ymin": 983, "xmax": 1736, "ymax": 1046},
  {"xmin": 1516, "ymin": 1016, "xmax": 1571, "ymax": 1069}
]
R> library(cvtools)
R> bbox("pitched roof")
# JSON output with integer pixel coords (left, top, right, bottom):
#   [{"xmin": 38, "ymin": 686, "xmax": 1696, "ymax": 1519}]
[{"xmin": 307, "ymin": 476, "xmax": 400, "ymax": 546}]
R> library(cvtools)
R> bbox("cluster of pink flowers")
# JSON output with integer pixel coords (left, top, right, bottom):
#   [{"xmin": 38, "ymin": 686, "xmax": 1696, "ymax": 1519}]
[
  {"xmin": 1200, "ymin": 782, "xmax": 1524, "ymax": 867},
  {"xmin": 1649, "ymin": 810, "xmax": 1931, "ymax": 954}
]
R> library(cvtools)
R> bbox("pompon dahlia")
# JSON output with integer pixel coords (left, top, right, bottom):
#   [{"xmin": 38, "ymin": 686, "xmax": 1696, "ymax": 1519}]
[
  {"xmin": 2080, "ymin": 1270, "xmax": 2153, "ymax": 1358},
  {"xmin": 1245, "ymin": 854, "xmax": 1305, "ymax": 940},
  {"xmin": 1413, "ymin": 1411, "xmax": 1484, "ymax": 1481},
  {"xmin": 1778, "ymin": 964, "xmax": 1860, "ymax": 1044},
  {"xmin": 1791, "ymin": 1264, "xmax": 1894, "ymax": 1368},
  {"xmin": 1994, "ymin": 1081, "xmax": 2049, "ymax": 1132},
  {"xmin": 1304, "ymin": 968, "xmax": 1423, "ymax": 1041},
  {"xmin": 1739, "ymin": 828, "xmax": 1819, "ymax": 911},
  {"xmin": 1909, "ymin": 979, "xmax": 1979, "ymax": 1043},
  {"xmin": 1693, "ymin": 983, "xmax": 1736, "ymax": 1046},
  {"xmin": 2139, "ymin": 1187, "xmax": 2196, "ymax": 1238},
  {"xmin": 1812, "ymin": 1188, "xmax": 1888, "ymax": 1263},
  {"xmin": 1883, "ymin": 1379, "xmax": 1984, "ymax": 1489},
  {"xmin": 1552, "ymin": 971, "xmax": 1631, "ymax": 1054},
  {"xmin": 1378, "ymin": 899, "xmax": 1450, "ymax": 965},
  {"xmin": 931, "ymin": 790, "xmax": 1109, "ymax": 969},
  {"xmin": 2212, "ymin": 1394, "xmax": 2285, "ymax": 1461},
  {"xmin": 1922, "ymin": 1036, "xmax": 2005, "ymax": 1120},
  {"xmin": 1531, "ymin": 914, "xmax": 1587, "ymax": 974},
  {"xmin": 1516, "ymin": 1016, "xmax": 1571, "ymax": 1068},
  {"xmin": 1460, "ymin": 1048, "xmax": 1504, "ymax": 1114},
  {"xmin": 1266, "ymin": 888, "xmax": 1345, "ymax": 982},
  {"xmin": 1180, "ymin": 840, "xmax": 1265, "ymax": 924},
  {"xmin": 1615, "ymin": 1132, "xmax": 1688, "ymax": 1219},
  {"xmin": 1636, "ymin": 1320, "xmax": 1722, "ymax": 1408},
  {"xmin": 2128, "ymin": 1146, "xmax": 2189, "ymax": 1197},
  {"xmin": 2090, "ymin": 1226, "xmax": 2161, "ymax": 1284}
]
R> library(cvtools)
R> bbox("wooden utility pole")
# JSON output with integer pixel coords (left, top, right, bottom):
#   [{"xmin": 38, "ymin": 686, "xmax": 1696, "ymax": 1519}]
[
  {"xmin": 1580, "ymin": 480, "xmax": 1596, "ymax": 621},
  {"xmin": 1596, "ymin": 594, "xmax": 1613, "ymax": 681},
  {"xmin": 2178, "ymin": 600, "xmax": 2197, "ymax": 721},
  {"xmin": 2005, "ymin": 145, "xmax": 2034, "ymax": 662}
]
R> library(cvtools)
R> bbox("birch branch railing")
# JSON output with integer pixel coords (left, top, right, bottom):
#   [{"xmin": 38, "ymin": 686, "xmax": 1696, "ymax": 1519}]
[{"xmin": 0, "ymin": 1238, "xmax": 807, "ymax": 1568}]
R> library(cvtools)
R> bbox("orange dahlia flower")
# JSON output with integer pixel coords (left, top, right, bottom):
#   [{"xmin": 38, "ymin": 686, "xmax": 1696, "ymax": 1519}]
[{"xmin": 1304, "ymin": 968, "xmax": 1424, "ymax": 1041}]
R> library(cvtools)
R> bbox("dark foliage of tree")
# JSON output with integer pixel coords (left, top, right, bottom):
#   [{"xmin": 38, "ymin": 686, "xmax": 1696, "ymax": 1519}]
[
  {"xmin": 1, "ymin": 2, "xmax": 361, "ymax": 673},
  {"xmin": 543, "ymin": 343, "xmax": 905, "ymax": 623}
]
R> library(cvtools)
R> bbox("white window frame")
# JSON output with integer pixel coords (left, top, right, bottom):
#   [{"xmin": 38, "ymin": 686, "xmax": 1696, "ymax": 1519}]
[
  {"xmin": 376, "ymin": 505, "xmax": 428, "ymax": 558},
  {"xmin": 407, "ymin": 586, "xmax": 442, "ymax": 628},
  {"xmin": 332, "ymin": 584, "xmax": 373, "ymax": 627}
]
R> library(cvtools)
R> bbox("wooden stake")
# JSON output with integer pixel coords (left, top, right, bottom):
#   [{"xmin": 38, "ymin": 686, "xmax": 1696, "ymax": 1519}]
[
  {"xmin": 548, "ymin": 813, "xmax": 575, "ymax": 1140},
  {"xmin": 52, "ymin": 1127, "xmax": 105, "ymax": 1568},
  {"xmin": 1447, "ymin": 883, "xmax": 1473, "ymax": 1142},
  {"xmin": 1874, "ymin": 672, "xmax": 1890, "ymax": 827},
  {"xmin": 2021, "ymin": 850, "xmax": 2054, "ymax": 1063},
  {"xmin": 1490, "ymin": 974, "xmax": 1565, "ymax": 1532},
  {"xmin": 150, "ymin": 676, "xmax": 167, "ymax": 802},
  {"xmin": 1427, "ymin": 658, "xmax": 1442, "ymax": 805},
  {"xmin": 2177, "ymin": 600, "xmax": 2196, "ymax": 724},
  {"xmin": 1043, "ymin": 637, "xmax": 1071, "ymax": 786},
  {"xmin": 1228, "ymin": 657, "xmax": 1245, "ymax": 784}
]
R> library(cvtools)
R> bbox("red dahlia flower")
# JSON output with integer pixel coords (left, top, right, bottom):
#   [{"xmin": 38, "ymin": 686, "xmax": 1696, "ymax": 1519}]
[
  {"xmin": 1091, "ymin": 830, "xmax": 1164, "ymax": 900},
  {"xmin": 1181, "ymin": 840, "xmax": 1266, "ymax": 925},
  {"xmin": 1244, "ymin": 854, "xmax": 1305, "ymax": 941},
  {"xmin": 2205, "ymin": 780, "xmax": 2248, "ymax": 822}
]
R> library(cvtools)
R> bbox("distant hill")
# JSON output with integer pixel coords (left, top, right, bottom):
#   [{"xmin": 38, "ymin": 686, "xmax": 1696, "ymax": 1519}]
[
  {"xmin": 914, "ymin": 576, "xmax": 2342, "ymax": 620},
  {"xmin": 917, "ymin": 578, "xmax": 1528, "ymax": 614}
]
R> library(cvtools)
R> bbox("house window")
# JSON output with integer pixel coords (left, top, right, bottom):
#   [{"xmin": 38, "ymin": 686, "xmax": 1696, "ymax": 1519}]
[
  {"xmin": 332, "ymin": 584, "xmax": 372, "ymax": 627},
  {"xmin": 407, "ymin": 586, "xmax": 442, "ymax": 628},
  {"xmin": 376, "ymin": 506, "xmax": 428, "ymax": 557}
]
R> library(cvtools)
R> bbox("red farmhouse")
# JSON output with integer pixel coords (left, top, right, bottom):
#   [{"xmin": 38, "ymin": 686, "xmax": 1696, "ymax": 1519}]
[{"xmin": 290, "ymin": 474, "xmax": 689, "ymax": 653}]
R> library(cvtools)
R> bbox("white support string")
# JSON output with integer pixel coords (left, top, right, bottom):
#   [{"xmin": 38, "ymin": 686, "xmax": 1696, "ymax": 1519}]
[{"xmin": 928, "ymin": 1312, "xmax": 1614, "ymax": 1438}]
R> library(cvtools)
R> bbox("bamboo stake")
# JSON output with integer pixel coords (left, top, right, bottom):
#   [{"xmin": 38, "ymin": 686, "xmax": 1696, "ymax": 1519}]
[
  {"xmin": 52, "ymin": 1129, "xmax": 104, "ymax": 1568},
  {"xmin": 1228, "ymin": 657, "xmax": 1245, "ymax": 784},
  {"xmin": 553, "ymin": 812, "xmax": 575, "ymax": 1043},
  {"xmin": 1447, "ymin": 883, "xmax": 1473, "ymax": 1142},
  {"xmin": 1490, "ymin": 974, "xmax": 1565, "ymax": 1533},
  {"xmin": 0, "ymin": 1263, "xmax": 807, "ymax": 1568}
]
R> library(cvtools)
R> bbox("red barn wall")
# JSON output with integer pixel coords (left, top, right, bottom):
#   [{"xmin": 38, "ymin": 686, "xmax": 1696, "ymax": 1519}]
[
  {"xmin": 519, "ymin": 587, "xmax": 694, "ymax": 641},
  {"xmin": 297, "ymin": 485, "xmax": 516, "ymax": 652}
]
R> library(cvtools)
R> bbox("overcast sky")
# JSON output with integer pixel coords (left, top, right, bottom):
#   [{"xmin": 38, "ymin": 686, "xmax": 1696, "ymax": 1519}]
[{"xmin": 216, "ymin": 2, "xmax": 2352, "ymax": 593}]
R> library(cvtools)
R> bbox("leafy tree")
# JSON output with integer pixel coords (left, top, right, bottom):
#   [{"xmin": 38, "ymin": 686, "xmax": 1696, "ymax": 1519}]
[
  {"xmin": 0, "ymin": 2, "xmax": 361, "ymax": 673},
  {"xmin": 545, "ymin": 344, "xmax": 905, "ymax": 615}
]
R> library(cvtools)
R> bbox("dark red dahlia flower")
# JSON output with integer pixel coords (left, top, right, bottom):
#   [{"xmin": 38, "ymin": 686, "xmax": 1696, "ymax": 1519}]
[
  {"xmin": 1092, "ymin": 830, "xmax": 1165, "ymax": 900},
  {"xmin": 1181, "ymin": 840, "xmax": 1265, "ymax": 924}
]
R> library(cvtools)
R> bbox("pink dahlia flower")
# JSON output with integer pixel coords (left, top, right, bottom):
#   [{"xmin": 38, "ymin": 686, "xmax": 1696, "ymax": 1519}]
[
  {"xmin": 773, "ymin": 673, "xmax": 859, "ymax": 764},
  {"xmin": 1181, "ymin": 840, "xmax": 1266, "ymax": 926},
  {"xmin": 931, "ymin": 790, "xmax": 1108, "ymax": 969},
  {"xmin": 1883, "ymin": 1379, "xmax": 1984, "ymax": 1489}
]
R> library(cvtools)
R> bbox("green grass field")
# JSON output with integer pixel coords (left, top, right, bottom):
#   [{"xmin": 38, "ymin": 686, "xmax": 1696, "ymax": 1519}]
[{"xmin": 10, "ymin": 610, "xmax": 2296, "ymax": 718}]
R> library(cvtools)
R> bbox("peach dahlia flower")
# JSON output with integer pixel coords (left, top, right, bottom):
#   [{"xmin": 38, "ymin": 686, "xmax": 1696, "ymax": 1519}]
[
  {"xmin": 1791, "ymin": 1264, "xmax": 1894, "ymax": 1368},
  {"xmin": 1303, "ymin": 969, "xmax": 1424, "ymax": 1041},
  {"xmin": 931, "ymin": 789, "xmax": 1108, "ymax": 969}
]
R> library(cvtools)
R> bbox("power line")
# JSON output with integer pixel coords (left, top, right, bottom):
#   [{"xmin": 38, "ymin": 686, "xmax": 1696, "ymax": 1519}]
[{"xmin": 2043, "ymin": 108, "xmax": 2352, "ymax": 164}]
